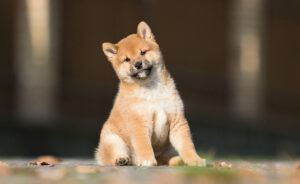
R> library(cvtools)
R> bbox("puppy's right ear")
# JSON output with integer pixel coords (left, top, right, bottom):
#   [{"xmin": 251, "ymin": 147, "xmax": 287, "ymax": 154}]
[
  {"xmin": 137, "ymin": 21, "xmax": 154, "ymax": 40},
  {"xmin": 102, "ymin": 42, "xmax": 117, "ymax": 59}
]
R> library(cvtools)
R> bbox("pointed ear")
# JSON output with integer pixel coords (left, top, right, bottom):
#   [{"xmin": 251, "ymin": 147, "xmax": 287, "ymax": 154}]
[
  {"xmin": 137, "ymin": 21, "xmax": 154, "ymax": 40},
  {"xmin": 102, "ymin": 42, "xmax": 117, "ymax": 58}
]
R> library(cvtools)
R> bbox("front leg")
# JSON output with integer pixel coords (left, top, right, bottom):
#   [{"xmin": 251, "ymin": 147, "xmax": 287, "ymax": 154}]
[
  {"xmin": 128, "ymin": 113, "xmax": 157, "ymax": 166},
  {"xmin": 169, "ymin": 115, "xmax": 206, "ymax": 166}
]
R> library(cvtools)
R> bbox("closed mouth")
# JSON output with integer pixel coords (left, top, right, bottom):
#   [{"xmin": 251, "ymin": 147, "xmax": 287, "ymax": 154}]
[{"xmin": 132, "ymin": 66, "xmax": 153, "ymax": 79}]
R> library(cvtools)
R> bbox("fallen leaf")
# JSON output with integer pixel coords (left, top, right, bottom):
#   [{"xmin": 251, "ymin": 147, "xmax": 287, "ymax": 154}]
[
  {"xmin": 221, "ymin": 161, "xmax": 233, "ymax": 168},
  {"xmin": 37, "ymin": 156, "xmax": 61, "ymax": 163},
  {"xmin": 0, "ymin": 161, "xmax": 9, "ymax": 167},
  {"xmin": 213, "ymin": 161, "xmax": 233, "ymax": 168},
  {"xmin": 28, "ymin": 161, "xmax": 54, "ymax": 167},
  {"xmin": 213, "ymin": 161, "xmax": 221, "ymax": 168}
]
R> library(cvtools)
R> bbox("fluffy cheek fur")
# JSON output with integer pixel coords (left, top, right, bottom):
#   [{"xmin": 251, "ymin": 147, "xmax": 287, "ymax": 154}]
[
  {"xmin": 146, "ymin": 50, "xmax": 161, "ymax": 66},
  {"xmin": 115, "ymin": 63, "xmax": 134, "ymax": 83}
]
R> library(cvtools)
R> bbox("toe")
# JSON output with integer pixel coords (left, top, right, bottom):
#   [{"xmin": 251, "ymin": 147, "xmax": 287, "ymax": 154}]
[{"xmin": 115, "ymin": 157, "xmax": 130, "ymax": 166}]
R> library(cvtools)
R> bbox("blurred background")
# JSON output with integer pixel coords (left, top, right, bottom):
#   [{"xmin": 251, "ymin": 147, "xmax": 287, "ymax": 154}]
[{"xmin": 0, "ymin": 0, "xmax": 300, "ymax": 158}]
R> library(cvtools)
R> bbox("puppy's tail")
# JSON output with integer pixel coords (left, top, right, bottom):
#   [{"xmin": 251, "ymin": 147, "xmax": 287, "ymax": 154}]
[{"xmin": 168, "ymin": 156, "xmax": 183, "ymax": 166}]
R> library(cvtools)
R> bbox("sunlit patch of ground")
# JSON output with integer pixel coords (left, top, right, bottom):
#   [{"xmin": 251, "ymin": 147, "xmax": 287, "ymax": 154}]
[{"xmin": 0, "ymin": 158, "xmax": 300, "ymax": 184}]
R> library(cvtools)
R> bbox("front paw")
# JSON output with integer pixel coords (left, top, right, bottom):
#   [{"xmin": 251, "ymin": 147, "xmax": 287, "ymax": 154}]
[
  {"xmin": 185, "ymin": 157, "xmax": 206, "ymax": 167},
  {"xmin": 137, "ymin": 159, "xmax": 157, "ymax": 166},
  {"xmin": 115, "ymin": 156, "xmax": 131, "ymax": 166}
]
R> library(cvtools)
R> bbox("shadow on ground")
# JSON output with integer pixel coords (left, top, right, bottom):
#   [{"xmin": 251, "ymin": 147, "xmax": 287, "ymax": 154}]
[{"xmin": 0, "ymin": 159, "xmax": 300, "ymax": 184}]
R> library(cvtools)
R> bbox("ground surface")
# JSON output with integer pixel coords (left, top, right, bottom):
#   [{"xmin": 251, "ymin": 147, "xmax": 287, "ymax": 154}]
[{"xmin": 0, "ymin": 158, "xmax": 300, "ymax": 184}]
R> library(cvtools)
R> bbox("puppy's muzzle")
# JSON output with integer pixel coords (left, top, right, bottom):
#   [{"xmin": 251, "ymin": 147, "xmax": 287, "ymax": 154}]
[
  {"xmin": 131, "ymin": 60, "xmax": 153, "ymax": 80},
  {"xmin": 134, "ymin": 62, "xmax": 143, "ymax": 70}
]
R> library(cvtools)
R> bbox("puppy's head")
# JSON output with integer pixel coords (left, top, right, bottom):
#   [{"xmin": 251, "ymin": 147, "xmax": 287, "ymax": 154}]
[{"xmin": 102, "ymin": 21, "xmax": 162, "ymax": 83}]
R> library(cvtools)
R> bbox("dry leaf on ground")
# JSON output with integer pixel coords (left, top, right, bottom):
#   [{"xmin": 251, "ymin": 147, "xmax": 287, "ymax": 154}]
[
  {"xmin": 37, "ymin": 156, "xmax": 62, "ymax": 163},
  {"xmin": 213, "ymin": 161, "xmax": 221, "ymax": 168},
  {"xmin": 28, "ymin": 161, "xmax": 54, "ymax": 167},
  {"xmin": 221, "ymin": 161, "xmax": 233, "ymax": 168},
  {"xmin": 213, "ymin": 161, "xmax": 233, "ymax": 168},
  {"xmin": 0, "ymin": 161, "xmax": 9, "ymax": 167}
]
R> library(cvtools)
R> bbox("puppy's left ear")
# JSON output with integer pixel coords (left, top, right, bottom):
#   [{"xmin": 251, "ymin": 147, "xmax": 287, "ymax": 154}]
[
  {"xmin": 102, "ymin": 42, "xmax": 117, "ymax": 59},
  {"xmin": 137, "ymin": 21, "xmax": 155, "ymax": 40}
]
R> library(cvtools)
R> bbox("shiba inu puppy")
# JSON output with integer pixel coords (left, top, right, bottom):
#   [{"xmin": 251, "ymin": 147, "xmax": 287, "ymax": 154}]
[{"xmin": 95, "ymin": 21, "xmax": 206, "ymax": 167}]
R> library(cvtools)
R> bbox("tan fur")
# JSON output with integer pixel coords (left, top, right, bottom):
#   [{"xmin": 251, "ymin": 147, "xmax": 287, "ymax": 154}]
[{"xmin": 95, "ymin": 21, "xmax": 206, "ymax": 167}]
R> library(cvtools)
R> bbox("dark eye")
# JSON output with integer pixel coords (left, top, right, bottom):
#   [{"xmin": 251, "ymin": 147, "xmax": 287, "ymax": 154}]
[
  {"xmin": 140, "ymin": 50, "xmax": 147, "ymax": 56},
  {"xmin": 125, "ymin": 57, "xmax": 130, "ymax": 62}
]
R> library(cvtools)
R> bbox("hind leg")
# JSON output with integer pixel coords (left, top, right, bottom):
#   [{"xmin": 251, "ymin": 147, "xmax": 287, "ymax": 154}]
[
  {"xmin": 156, "ymin": 146, "xmax": 181, "ymax": 166},
  {"xmin": 95, "ymin": 133, "xmax": 131, "ymax": 166}
]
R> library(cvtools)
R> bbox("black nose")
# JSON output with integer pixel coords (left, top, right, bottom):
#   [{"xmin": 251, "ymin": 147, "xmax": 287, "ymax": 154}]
[{"xmin": 134, "ymin": 62, "xmax": 143, "ymax": 69}]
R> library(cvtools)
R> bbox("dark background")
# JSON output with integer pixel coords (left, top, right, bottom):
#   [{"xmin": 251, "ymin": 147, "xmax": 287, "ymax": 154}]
[{"xmin": 0, "ymin": 0, "xmax": 300, "ymax": 158}]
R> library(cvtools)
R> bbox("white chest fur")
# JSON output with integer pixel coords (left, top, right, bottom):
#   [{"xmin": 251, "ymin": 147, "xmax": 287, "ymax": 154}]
[
  {"xmin": 132, "ymin": 80, "xmax": 183, "ymax": 146},
  {"xmin": 152, "ymin": 106, "xmax": 168, "ymax": 144},
  {"xmin": 134, "ymin": 81, "xmax": 181, "ymax": 115}
]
